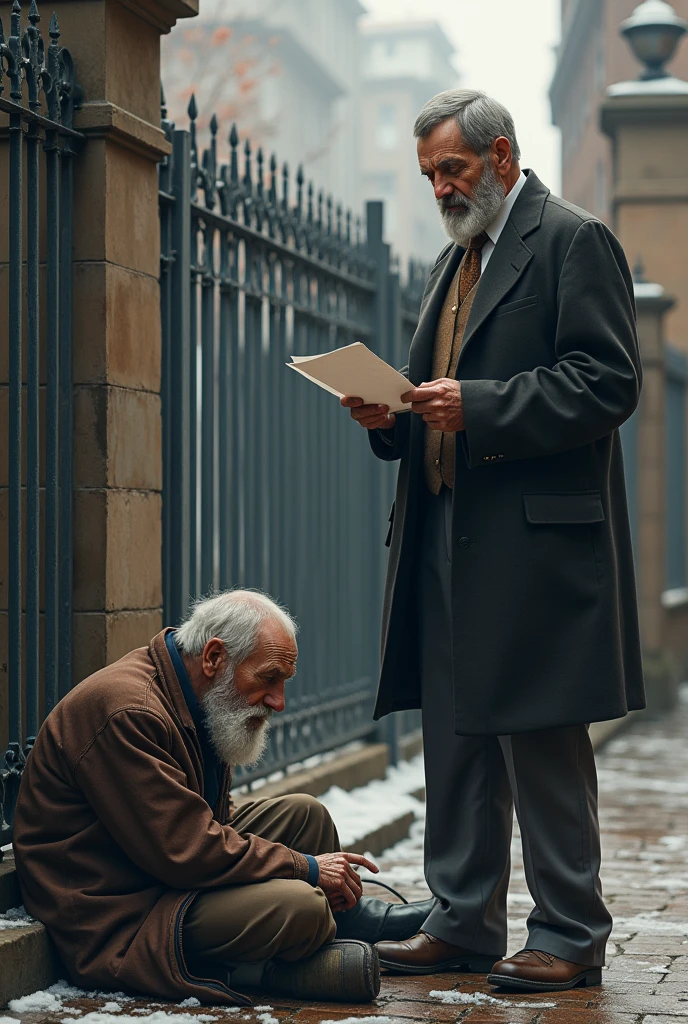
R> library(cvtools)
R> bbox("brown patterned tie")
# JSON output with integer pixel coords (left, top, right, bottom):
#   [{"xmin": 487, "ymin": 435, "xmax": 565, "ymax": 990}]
[
  {"xmin": 459, "ymin": 231, "xmax": 489, "ymax": 304},
  {"xmin": 423, "ymin": 231, "xmax": 489, "ymax": 494}
]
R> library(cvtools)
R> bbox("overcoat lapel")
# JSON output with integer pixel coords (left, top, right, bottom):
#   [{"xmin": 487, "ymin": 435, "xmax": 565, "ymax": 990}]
[
  {"xmin": 459, "ymin": 169, "xmax": 550, "ymax": 361},
  {"xmin": 459, "ymin": 220, "xmax": 532, "ymax": 359},
  {"xmin": 408, "ymin": 244, "xmax": 463, "ymax": 385}
]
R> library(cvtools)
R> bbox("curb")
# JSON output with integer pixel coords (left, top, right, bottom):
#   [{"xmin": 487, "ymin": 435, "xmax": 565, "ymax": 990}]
[
  {"xmin": 0, "ymin": 922, "xmax": 63, "ymax": 1007},
  {"xmin": 234, "ymin": 743, "xmax": 389, "ymax": 806}
]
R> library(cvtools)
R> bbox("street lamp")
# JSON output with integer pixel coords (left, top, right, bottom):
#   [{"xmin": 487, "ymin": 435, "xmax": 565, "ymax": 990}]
[{"xmin": 620, "ymin": 0, "xmax": 688, "ymax": 80}]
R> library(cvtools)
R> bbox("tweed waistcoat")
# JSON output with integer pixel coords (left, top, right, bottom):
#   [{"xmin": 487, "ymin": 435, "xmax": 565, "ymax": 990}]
[{"xmin": 423, "ymin": 266, "xmax": 479, "ymax": 493}]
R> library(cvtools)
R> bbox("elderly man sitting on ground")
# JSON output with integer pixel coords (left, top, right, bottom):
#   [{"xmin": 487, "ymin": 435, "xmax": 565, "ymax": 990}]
[{"xmin": 13, "ymin": 591, "xmax": 434, "ymax": 1005}]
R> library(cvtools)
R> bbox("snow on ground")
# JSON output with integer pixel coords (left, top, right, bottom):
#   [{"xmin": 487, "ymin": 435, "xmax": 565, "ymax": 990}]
[
  {"xmin": 318, "ymin": 755, "xmax": 425, "ymax": 848},
  {"xmin": 429, "ymin": 989, "xmax": 557, "ymax": 1008},
  {"xmin": 0, "ymin": 906, "xmax": 35, "ymax": 930}
]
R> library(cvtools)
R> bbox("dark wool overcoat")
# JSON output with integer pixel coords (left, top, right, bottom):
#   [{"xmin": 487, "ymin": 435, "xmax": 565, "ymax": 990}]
[{"xmin": 370, "ymin": 170, "xmax": 646, "ymax": 735}]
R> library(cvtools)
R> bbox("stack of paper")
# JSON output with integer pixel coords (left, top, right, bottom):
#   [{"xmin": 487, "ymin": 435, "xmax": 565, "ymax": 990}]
[{"xmin": 286, "ymin": 342, "xmax": 410, "ymax": 413}]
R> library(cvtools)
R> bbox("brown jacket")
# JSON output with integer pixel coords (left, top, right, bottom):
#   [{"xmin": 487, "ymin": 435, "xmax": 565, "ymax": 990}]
[{"xmin": 13, "ymin": 630, "xmax": 310, "ymax": 1005}]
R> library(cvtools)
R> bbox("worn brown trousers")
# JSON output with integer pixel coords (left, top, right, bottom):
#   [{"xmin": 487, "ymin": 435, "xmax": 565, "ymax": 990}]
[{"xmin": 183, "ymin": 794, "xmax": 339, "ymax": 968}]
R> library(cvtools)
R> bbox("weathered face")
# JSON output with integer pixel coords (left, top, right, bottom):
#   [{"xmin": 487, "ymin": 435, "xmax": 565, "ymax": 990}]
[
  {"xmin": 233, "ymin": 619, "xmax": 298, "ymax": 717},
  {"xmin": 417, "ymin": 118, "xmax": 488, "ymax": 204},
  {"xmin": 417, "ymin": 118, "xmax": 513, "ymax": 248},
  {"xmin": 200, "ymin": 619, "xmax": 298, "ymax": 766}
]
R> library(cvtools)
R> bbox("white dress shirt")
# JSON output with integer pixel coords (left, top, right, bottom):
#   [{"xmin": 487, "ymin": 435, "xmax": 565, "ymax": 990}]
[{"xmin": 481, "ymin": 170, "xmax": 527, "ymax": 273}]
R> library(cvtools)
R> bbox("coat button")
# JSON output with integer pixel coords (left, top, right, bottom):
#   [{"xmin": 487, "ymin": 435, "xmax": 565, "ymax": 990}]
[{"xmin": 459, "ymin": 536, "xmax": 470, "ymax": 549}]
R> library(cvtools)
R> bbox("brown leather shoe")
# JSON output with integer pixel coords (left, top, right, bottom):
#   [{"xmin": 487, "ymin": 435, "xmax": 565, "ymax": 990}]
[
  {"xmin": 487, "ymin": 949, "xmax": 602, "ymax": 992},
  {"xmin": 376, "ymin": 931, "xmax": 500, "ymax": 975}
]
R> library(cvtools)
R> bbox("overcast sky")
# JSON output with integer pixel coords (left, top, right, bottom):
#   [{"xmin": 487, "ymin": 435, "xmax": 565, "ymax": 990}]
[{"xmin": 363, "ymin": 0, "xmax": 562, "ymax": 194}]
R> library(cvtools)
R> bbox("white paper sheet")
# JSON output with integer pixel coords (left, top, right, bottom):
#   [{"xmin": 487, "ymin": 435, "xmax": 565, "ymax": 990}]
[{"xmin": 286, "ymin": 342, "xmax": 411, "ymax": 413}]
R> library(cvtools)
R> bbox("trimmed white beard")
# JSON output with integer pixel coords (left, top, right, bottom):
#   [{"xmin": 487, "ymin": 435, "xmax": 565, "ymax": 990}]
[
  {"xmin": 438, "ymin": 161, "xmax": 506, "ymax": 248},
  {"xmin": 201, "ymin": 669, "xmax": 272, "ymax": 766}
]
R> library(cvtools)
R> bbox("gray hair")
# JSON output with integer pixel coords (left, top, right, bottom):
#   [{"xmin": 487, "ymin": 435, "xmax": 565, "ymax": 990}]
[
  {"xmin": 413, "ymin": 89, "xmax": 521, "ymax": 162},
  {"xmin": 175, "ymin": 589, "xmax": 298, "ymax": 668}
]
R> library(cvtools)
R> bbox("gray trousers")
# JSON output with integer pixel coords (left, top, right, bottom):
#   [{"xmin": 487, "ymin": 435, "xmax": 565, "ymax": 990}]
[{"xmin": 418, "ymin": 487, "xmax": 612, "ymax": 966}]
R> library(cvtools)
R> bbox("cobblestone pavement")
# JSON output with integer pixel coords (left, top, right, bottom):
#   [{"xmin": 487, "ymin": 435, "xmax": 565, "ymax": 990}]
[{"xmin": 5, "ymin": 690, "xmax": 688, "ymax": 1024}]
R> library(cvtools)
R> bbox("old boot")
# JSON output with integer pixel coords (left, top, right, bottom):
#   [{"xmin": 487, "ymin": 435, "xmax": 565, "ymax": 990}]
[
  {"xmin": 335, "ymin": 896, "xmax": 438, "ymax": 943},
  {"xmin": 263, "ymin": 939, "xmax": 381, "ymax": 1002}
]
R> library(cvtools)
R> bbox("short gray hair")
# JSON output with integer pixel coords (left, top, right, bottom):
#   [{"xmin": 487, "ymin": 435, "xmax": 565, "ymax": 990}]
[
  {"xmin": 175, "ymin": 589, "xmax": 298, "ymax": 668},
  {"xmin": 413, "ymin": 89, "xmax": 521, "ymax": 162}
]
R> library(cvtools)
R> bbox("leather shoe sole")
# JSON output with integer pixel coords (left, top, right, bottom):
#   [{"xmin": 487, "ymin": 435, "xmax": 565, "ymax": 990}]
[
  {"xmin": 379, "ymin": 952, "xmax": 499, "ymax": 976},
  {"xmin": 487, "ymin": 966, "xmax": 602, "ymax": 992}
]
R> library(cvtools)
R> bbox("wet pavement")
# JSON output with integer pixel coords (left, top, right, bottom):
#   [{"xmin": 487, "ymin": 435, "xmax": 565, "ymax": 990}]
[{"xmin": 4, "ymin": 689, "xmax": 688, "ymax": 1023}]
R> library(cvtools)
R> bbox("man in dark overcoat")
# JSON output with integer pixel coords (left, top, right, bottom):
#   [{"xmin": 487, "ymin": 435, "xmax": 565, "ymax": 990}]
[{"xmin": 343, "ymin": 89, "xmax": 645, "ymax": 993}]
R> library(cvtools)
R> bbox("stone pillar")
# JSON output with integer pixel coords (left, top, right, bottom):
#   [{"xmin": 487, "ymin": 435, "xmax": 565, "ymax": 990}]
[{"xmin": 0, "ymin": 0, "xmax": 197, "ymax": 686}]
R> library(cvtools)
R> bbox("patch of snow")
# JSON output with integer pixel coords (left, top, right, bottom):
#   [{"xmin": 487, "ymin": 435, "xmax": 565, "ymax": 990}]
[
  {"xmin": 256, "ymin": 1014, "xmax": 278, "ymax": 1024},
  {"xmin": 318, "ymin": 755, "xmax": 425, "ymax": 847},
  {"xmin": 320, "ymin": 1017, "xmax": 405, "ymax": 1024},
  {"xmin": 0, "ymin": 905, "xmax": 36, "ymax": 930},
  {"xmin": 611, "ymin": 912, "xmax": 688, "ymax": 936},
  {"xmin": 429, "ymin": 989, "xmax": 556, "ymax": 1008},
  {"xmin": 177, "ymin": 999, "xmax": 201, "ymax": 1008},
  {"xmin": 253, "ymin": 1009, "xmax": 273, "ymax": 1013},
  {"xmin": 101, "ymin": 1003, "xmax": 123, "ymax": 1013},
  {"xmin": 0, "ymin": 1017, "xmax": 19, "ymax": 1024},
  {"xmin": 646, "ymin": 965, "xmax": 670, "ymax": 973},
  {"xmin": 9, "ymin": 990, "xmax": 64, "ymax": 1013}
]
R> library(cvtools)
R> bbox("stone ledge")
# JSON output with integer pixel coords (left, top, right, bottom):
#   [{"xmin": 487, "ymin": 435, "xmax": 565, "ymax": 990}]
[
  {"xmin": 234, "ymin": 743, "xmax": 389, "ymax": 806},
  {"xmin": 74, "ymin": 102, "xmax": 172, "ymax": 162},
  {"xmin": 344, "ymin": 810, "xmax": 416, "ymax": 858},
  {"xmin": 0, "ymin": 923, "xmax": 62, "ymax": 1006}
]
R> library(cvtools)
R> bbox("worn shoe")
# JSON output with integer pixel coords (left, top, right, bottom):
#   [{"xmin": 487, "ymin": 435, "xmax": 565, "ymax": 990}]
[
  {"xmin": 376, "ymin": 931, "xmax": 500, "ymax": 975},
  {"xmin": 264, "ymin": 939, "xmax": 381, "ymax": 1002},
  {"xmin": 335, "ymin": 896, "xmax": 438, "ymax": 943},
  {"xmin": 488, "ymin": 950, "xmax": 603, "ymax": 992}
]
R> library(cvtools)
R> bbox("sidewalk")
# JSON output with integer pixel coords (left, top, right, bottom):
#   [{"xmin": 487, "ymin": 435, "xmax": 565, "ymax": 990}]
[{"xmin": 4, "ymin": 689, "xmax": 688, "ymax": 1023}]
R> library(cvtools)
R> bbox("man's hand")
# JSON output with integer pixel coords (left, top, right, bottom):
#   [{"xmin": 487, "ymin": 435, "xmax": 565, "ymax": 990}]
[
  {"xmin": 341, "ymin": 396, "xmax": 396, "ymax": 431},
  {"xmin": 314, "ymin": 852, "xmax": 379, "ymax": 911},
  {"xmin": 401, "ymin": 378, "xmax": 464, "ymax": 432}
]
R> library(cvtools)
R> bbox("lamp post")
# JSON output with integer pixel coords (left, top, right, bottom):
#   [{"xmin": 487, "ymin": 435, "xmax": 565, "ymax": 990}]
[{"xmin": 620, "ymin": 0, "xmax": 688, "ymax": 80}]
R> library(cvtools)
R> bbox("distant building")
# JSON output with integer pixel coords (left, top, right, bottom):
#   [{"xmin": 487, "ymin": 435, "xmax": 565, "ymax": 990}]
[
  {"xmin": 550, "ymin": 0, "xmax": 688, "ymax": 221},
  {"xmin": 162, "ymin": 0, "xmax": 364, "ymax": 211},
  {"xmin": 359, "ymin": 21, "xmax": 459, "ymax": 270}
]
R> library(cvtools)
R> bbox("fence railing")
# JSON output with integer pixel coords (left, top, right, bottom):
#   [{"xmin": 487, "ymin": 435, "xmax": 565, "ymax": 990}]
[
  {"xmin": 0, "ymin": 1, "xmax": 81, "ymax": 849},
  {"xmin": 159, "ymin": 94, "xmax": 427, "ymax": 782}
]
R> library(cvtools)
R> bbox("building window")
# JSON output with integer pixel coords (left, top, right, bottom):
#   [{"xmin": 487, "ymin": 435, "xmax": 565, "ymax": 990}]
[
  {"xmin": 376, "ymin": 104, "xmax": 398, "ymax": 151},
  {"xmin": 665, "ymin": 347, "xmax": 688, "ymax": 591}
]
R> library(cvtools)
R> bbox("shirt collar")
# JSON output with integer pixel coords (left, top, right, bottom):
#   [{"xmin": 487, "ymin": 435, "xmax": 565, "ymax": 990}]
[
  {"xmin": 485, "ymin": 170, "xmax": 527, "ymax": 247},
  {"xmin": 164, "ymin": 630, "xmax": 205, "ymax": 731}
]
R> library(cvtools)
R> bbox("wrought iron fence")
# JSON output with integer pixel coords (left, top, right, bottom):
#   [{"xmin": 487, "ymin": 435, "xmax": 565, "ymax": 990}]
[
  {"xmin": 0, "ymin": 1, "xmax": 81, "ymax": 849},
  {"xmin": 159, "ymin": 94, "xmax": 428, "ymax": 783}
]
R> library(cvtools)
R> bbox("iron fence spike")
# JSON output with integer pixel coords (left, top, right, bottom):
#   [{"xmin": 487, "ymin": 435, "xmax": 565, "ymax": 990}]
[
  {"xmin": 210, "ymin": 112, "xmax": 218, "ymax": 136},
  {"xmin": 29, "ymin": 0, "xmax": 39, "ymax": 22},
  {"xmin": 187, "ymin": 93, "xmax": 197, "ymax": 121},
  {"xmin": 49, "ymin": 11, "xmax": 59, "ymax": 36},
  {"xmin": 229, "ymin": 122, "xmax": 238, "ymax": 147}
]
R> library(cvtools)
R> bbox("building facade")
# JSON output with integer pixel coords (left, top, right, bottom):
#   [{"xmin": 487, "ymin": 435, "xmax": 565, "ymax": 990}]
[
  {"xmin": 162, "ymin": 0, "xmax": 364, "ymax": 211},
  {"xmin": 550, "ymin": 0, "xmax": 688, "ymax": 221},
  {"xmin": 359, "ymin": 21, "xmax": 458, "ymax": 269}
]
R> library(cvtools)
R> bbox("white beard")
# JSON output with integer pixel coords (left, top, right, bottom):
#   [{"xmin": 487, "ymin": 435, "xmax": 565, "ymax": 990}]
[
  {"xmin": 201, "ymin": 670, "xmax": 272, "ymax": 766},
  {"xmin": 438, "ymin": 162, "xmax": 506, "ymax": 248}
]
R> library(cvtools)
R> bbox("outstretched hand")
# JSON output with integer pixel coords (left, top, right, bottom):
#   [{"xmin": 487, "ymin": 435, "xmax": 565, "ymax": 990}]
[
  {"xmin": 401, "ymin": 378, "xmax": 464, "ymax": 432},
  {"xmin": 341, "ymin": 396, "xmax": 396, "ymax": 431},
  {"xmin": 314, "ymin": 851, "xmax": 379, "ymax": 911}
]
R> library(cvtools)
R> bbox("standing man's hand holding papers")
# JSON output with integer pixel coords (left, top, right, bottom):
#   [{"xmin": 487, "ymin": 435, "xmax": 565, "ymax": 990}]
[{"xmin": 343, "ymin": 377, "xmax": 465, "ymax": 433}]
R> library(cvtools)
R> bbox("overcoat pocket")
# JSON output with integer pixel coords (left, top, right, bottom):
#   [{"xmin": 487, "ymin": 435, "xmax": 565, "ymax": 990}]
[
  {"xmin": 494, "ymin": 294, "xmax": 538, "ymax": 317},
  {"xmin": 523, "ymin": 491, "xmax": 605, "ymax": 524}
]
